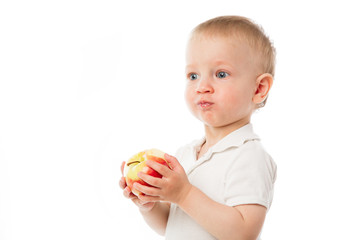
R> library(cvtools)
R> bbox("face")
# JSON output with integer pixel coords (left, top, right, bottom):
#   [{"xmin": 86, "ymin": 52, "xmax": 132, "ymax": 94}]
[{"xmin": 185, "ymin": 34, "xmax": 260, "ymax": 129}]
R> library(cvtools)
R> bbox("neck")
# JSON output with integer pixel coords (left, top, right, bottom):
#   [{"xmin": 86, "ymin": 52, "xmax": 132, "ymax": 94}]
[{"xmin": 203, "ymin": 118, "xmax": 250, "ymax": 149}]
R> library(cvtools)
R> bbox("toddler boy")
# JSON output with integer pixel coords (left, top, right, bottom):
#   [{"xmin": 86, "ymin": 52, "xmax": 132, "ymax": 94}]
[{"xmin": 120, "ymin": 15, "xmax": 277, "ymax": 240}]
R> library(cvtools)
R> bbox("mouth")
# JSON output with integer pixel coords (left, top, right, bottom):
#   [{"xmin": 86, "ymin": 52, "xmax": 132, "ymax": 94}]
[{"xmin": 197, "ymin": 100, "xmax": 214, "ymax": 109}]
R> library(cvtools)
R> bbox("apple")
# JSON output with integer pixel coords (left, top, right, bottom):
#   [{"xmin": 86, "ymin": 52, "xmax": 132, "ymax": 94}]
[{"xmin": 124, "ymin": 148, "xmax": 170, "ymax": 196}]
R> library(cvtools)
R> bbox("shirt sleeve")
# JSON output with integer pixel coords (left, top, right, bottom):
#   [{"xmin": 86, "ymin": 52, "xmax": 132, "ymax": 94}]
[{"xmin": 223, "ymin": 140, "xmax": 277, "ymax": 209}]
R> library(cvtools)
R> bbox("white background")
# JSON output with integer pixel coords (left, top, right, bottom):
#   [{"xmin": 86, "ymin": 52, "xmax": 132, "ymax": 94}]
[{"xmin": 1, "ymin": 0, "xmax": 360, "ymax": 239}]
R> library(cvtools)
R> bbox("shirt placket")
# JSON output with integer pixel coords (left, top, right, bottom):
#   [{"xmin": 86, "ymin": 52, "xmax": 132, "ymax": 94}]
[{"xmin": 186, "ymin": 150, "xmax": 213, "ymax": 176}]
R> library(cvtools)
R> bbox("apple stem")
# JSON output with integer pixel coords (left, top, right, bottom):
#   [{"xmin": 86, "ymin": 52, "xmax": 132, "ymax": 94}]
[{"xmin": 127, "ymin": 161, "xmax": 140, "ymax": 166}]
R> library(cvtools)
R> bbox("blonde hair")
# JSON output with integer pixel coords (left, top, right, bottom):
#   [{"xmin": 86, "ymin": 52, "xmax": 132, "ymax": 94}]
[{"xmin": 190, "ymin": 15, "xmax": 276, "ymax": 76}]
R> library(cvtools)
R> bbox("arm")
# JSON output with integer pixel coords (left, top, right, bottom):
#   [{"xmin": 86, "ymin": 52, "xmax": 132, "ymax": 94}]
[
  {"xmin": 178, "ymin": 186, "xmax": 266, "ymax": 240},
  {"xmin": 138, "ymin": 201, "xmax": 170, "ymax": 236},
  {"xmin": 134, "ymin": 154, "xmax": 266, "ymax": 240},
  {"xmin": 119, "ymin": 162, "xmax": 170, "ymax": 236}
]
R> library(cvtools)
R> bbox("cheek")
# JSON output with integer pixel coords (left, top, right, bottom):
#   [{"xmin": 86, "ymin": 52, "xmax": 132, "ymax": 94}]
[
  {"xmin": 184, "ymin": 90, "xmax": 193, "ymax": 112},
  {"xmin": 221, "ymin": 91, "xmax": 242, "ymax": 106},
  {"xmin": 221, "ymin": 89, "xmax": 252, "ymax": 110},
  {"xmin": 184, "ymin": 86, "xmax": 195, "ymax": 108}
]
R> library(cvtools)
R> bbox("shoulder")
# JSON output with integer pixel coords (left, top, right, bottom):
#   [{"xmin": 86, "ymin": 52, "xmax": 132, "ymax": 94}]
[
  {"xmin": 236, "ymin": 140, "xmax": 275, "ymax": 166},
  {"xmin": 225, "ymin": 140, "xmax": 277, "ymax": 181},
  {"xmin": 223, "ymin": 140, "xmax": 277, "ymax": 208}
]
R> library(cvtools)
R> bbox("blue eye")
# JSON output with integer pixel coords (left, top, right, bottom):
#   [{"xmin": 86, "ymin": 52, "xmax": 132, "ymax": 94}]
[
  {"xmin": 216, "ymin": 71, "xmax": 229, "ymax": 79},
  {"xmin": 189, "ymin": 73, "xmax": 199, "ymax": 81}
]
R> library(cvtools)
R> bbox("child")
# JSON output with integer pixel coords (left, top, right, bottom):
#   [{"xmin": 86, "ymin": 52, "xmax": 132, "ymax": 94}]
[{"xmin": 120, "ymin": 15, "xmax": 277, "ymax": 240}]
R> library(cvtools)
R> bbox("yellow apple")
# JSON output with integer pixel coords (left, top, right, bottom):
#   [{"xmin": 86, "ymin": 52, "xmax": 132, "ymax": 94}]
[{"xmin": 124, "ymin": 148, "xmax": 170, "ymax": 196}]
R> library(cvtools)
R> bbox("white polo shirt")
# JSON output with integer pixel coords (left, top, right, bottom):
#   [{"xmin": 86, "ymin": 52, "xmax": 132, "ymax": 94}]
[{"xmin": 165, "ymin": 124, "xmax": 277, "ymax": 240}]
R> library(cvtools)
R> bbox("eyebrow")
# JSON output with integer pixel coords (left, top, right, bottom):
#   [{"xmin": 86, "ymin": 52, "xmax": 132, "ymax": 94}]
[
  {"xmin": 185, "ymin": 60, "xmax": 236, "ymax": 74},
  {"xmin": 213, "ymin": 60, "xmax": 234, "ymax": 67},
  {"xmin": 185, "ymin": 64, "xmax": 196, "ymax": 72},
  {"xmin": 186, "ymin": 61, "xmax": 231, "ymax": 68}
]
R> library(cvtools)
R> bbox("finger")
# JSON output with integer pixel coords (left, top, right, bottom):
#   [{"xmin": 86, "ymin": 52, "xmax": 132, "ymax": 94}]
[
  {"xmin": 133, "ymin": 198, "xmax": 154, "ymax": 207},
  {"xmin": 123, "ymin": 186, "xmax": 131, "ymax": 198},
  {"xmin": 146, "ymin": 159, "xmax": 172, "ymax": 177},
  {"xmin": 123, "ymin": 186, "xmax": 132, "ymax": 198},
  {"xmin": 138, "ymin": 198, "xmax": 155, "ymax": 205},
  {"xmin": 139, "ymin": 202, "xmax": 156, "ymax": 210},
  {"xmin": 138, "ymin": 193, "xmax": 161, "ymax": 203},
  {"xmin": 123, "ymin": 186, "xmax": 137, "ymax": 200},
  {"xmin": 138, "ymin": 171, "xmax": 162, "ymax": 188},
  {"xmin": 119, "ymin": 177, "xmax": 126, "ymax": 189},
  {"xmin": 133, "ymin": 182, "xmax": 160, "ymax": 197},
  {"xmin": 164, "ymin": 154, "xmax": 184, "ymax": 172},
  {"xmin": 121, "ymin": 161, "xmax": 125, "ymax": 176}
]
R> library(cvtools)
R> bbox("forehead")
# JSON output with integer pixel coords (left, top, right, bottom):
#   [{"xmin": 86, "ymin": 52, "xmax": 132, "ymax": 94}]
[{"xmin": 186, "ymin": 34, "xmax": 256, "ymax": 67}]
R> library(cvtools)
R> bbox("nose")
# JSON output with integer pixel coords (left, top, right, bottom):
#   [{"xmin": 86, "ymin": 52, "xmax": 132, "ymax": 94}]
[{"xmin": 196, "ymin": 77, "xmax": 214, "ymax": 94}]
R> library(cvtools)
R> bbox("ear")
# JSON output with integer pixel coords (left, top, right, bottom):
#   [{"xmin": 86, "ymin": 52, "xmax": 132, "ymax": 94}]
[{"xmin": 252, "ymin": 73, "xmax": 273, "ymax": 105}]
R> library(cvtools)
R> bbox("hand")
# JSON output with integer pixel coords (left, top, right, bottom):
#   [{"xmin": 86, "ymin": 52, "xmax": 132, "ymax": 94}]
[
  {"xmin": 119, "ymin": 161, "xmax": 156, "ymax": 212},
  {"xmin": 133, "ymin": 154, "xmax": 193, "ymax": 205}
]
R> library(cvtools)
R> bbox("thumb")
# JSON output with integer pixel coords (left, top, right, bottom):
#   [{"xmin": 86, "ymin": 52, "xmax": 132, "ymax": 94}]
[
  {"xmin": 121, "ymin": 161, "xmax": 125, "ymax": 176},
  {"xmin": 164, "ymin": 153, "xmax": 182, "ymax": 171}
]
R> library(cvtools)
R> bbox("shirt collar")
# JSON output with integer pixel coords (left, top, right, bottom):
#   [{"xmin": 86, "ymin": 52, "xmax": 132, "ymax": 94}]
[{"xmin": 193, "ymin": 123, "xmax": 260, "ymax": 160}]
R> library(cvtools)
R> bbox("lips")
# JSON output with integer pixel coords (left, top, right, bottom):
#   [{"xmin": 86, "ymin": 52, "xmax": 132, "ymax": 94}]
[{"xmin": 197, "ymin": 100, "xmax": 214, "ymax": 109}]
